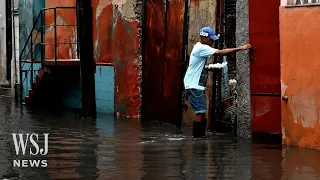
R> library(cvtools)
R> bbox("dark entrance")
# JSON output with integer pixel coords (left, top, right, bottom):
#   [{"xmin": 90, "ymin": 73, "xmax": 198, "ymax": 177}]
[{"xmin": 142, "ymin": 0, "xmax": 188, "ymax": 125}]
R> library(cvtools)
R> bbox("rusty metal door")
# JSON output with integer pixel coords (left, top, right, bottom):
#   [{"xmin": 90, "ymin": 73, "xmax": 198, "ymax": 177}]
[
  {"xmin": 143, "ymin": 0, "xmax": 186, "ymax": 125},
  {"xmin": 249, "ymin": 0, "xmax": 281, "ymax": 133}
]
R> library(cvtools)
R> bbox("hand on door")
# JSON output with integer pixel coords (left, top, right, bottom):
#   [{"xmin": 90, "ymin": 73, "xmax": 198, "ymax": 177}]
[{"xmin": 240, "ymin": 44, "xmax": 252, "ymax": 50}]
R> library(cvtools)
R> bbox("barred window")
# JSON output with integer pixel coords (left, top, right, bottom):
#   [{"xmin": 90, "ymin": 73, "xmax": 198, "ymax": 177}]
[{"xmin": 294, "ymin": 0, "xmax": 320, "ymax": 5}]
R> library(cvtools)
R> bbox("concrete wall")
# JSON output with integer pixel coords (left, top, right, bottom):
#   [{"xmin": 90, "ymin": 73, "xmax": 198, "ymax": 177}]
[
  {"xmin": 0, "ymin": 0, "xmax": 8, "ymax": 85},
  {"xmin": 236, "ymin": 0, "xmax": 251, "ymax": 138},
  {"xmin": 92, "ymin": 0, "xmax": 143, "ymax": 118},
  {"xmin": 280, "ymin": 5, "xmax": 320, "ymax": 150},
  {"xmin": 95, "ymin": 65, "xmax": 114, "ymax": 114}
]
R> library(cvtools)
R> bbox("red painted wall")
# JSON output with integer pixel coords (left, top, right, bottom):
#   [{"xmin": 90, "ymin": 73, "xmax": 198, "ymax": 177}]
[
  {"xmin": 45, "ymin": 0, "xmax": 77, "ymax": 60},
  {"xmin": 92, "ymin": 0, "xmax": 142, "ymax": 118},
  {"xmin": 280, "ymin": 6, "xmax": 320, "ymax": 150}
]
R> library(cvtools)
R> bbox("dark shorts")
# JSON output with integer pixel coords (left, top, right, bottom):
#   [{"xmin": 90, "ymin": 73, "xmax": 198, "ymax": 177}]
[{"xmin": 186, "ymin": 89, "xmax": 206, "ymax": 114}]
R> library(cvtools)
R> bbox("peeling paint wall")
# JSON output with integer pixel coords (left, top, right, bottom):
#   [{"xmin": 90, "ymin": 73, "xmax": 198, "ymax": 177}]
[
  {"xmin": 45, "ymin": 0, "xmax": 77, "ymax": 60},
  {"xmin": 92, "ymin": 0, "xmax": 143, "ymax": 118},
  {"xmin": 182, "ymin": 0, "xmax": 217, "ymax": 126},
  {"xmin": 280, "ymin": 6, "xmax": 320, "ymax": 150}
]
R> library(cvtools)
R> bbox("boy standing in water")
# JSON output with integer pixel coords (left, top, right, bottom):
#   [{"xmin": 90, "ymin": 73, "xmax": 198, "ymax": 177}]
[{"xmin": 184, "ymin": 27, "xmax": 252, "ymax": 138}]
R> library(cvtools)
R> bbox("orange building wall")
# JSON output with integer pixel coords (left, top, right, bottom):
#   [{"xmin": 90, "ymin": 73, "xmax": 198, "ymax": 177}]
[
  {"xmin": 45, "ymin": 0, "xmax": 77, "ymax": 60},
  {"xmin": 280, "ymin": 6, "xmax": 320, "ymax": 150}
]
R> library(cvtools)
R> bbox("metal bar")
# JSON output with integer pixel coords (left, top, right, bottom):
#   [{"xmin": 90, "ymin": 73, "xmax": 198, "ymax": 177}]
[
  {"xmin": 30, "ymin": 28, "xmax": 33, "ymax": 87},
  {"xmin": 41, "ymin": 42, "xmax": 78, "ymax": 45},
  {"xmin": 54, "ymin": 8, "xmax": 57, "ymax": 66},
  {"xmin": 19, "ymin": 50, "xmax": 23, "ymax": 104},
  {"xmin": 41, "ymin": 24, "xmax": 77, "ymax": 28},
  {"xmin": 76, "ymin": 0, "xmax": 80, "ymax": 59},
  {"xmin": 43, "ymin": 10, "xmax": 46, "ymax": 65},
  {"xmin": 42, "ymin": 6, "xmax": 76, "ymax": 11},
  {"xmin": 19, "ymin": 10, "xmax": 42, "ymax": 60},
  {"xmin": 12, "ymin": 0, "xmax": 17, "ymax": 85},
  {"xmin": 40, "ymin": 11, "xmax": 44, "ymax": 65}
]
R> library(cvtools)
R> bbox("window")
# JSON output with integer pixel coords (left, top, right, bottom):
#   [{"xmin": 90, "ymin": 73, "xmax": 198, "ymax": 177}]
[{"xmin": 294, "ymin": 0, "xmax": 320, "ymax": 5}]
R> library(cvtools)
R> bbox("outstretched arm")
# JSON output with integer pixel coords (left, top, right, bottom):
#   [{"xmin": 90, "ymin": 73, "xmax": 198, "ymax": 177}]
[{"xmin": 215, "ymin": 44, "xmax": 252, "ymax": 55}]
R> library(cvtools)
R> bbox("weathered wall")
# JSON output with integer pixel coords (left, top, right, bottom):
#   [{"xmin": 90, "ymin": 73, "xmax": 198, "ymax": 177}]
[
  {"xmin": 92, "ymin": 0, "xmax": 143, "ymax": 118},
  {"xmin": 280, "ymin": 6, "xmax": 320, "ymax": 150},
  {"xmin": 19, "ymin": 0, "xmax": 45, "ymax": 60},
  {"xmin": 182, "ymin": 0, "xmax": 217, "ymax": 126},
  {"xmin": 45, "ymin": 0, "xmax": 77, "ymax": 60}
]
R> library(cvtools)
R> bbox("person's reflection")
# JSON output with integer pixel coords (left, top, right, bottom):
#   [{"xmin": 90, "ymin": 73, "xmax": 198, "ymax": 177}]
[{"xmin": 189, "ymin": 140, "xmax": 209, "ymax": 179}]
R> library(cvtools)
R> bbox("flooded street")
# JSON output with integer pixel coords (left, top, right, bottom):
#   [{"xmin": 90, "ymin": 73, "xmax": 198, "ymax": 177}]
[{"xmin": 0, "ymin": 98, "xmax": 319, "ymax": 180}]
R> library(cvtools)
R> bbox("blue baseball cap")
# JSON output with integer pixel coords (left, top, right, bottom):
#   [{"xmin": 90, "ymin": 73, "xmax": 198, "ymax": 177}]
[{"xmin": 200, "ymin": 27, "xmax": 219, "ymax": 41}]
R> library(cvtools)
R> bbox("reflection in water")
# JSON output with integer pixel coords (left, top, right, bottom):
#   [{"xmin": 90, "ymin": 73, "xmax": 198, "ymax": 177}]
[{"xmin": 0, "ymin": 97, "xmax": 319, "ymax": 179}]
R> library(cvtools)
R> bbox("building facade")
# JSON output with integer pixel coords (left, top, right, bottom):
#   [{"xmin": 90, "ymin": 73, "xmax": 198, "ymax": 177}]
[{"xmin": 280, "ymin": 0, "xmax": 320, "ymax": 150}]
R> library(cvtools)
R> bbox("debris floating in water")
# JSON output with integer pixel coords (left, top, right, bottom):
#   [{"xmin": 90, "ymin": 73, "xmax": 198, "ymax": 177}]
[{"xmin": 205, "ymin": 62, "xmax": 228, "ymax": 69}]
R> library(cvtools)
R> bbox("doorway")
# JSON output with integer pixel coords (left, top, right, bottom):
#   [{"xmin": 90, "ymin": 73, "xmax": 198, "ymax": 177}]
[{"xmin": 142, "ymin": 0, "xmax": 187, "ymax": 125}]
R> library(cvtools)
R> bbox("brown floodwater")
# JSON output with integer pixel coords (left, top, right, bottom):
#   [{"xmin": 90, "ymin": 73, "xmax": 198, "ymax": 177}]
[{"xmin": 0, "ymin": 97, "xmax": 320, "ymax": 180}]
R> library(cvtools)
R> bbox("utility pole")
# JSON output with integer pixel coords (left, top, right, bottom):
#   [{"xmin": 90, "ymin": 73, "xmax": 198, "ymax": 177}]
[{"xmin": 77, "ymin": 0, "xmax": 96, "ymax": 118}]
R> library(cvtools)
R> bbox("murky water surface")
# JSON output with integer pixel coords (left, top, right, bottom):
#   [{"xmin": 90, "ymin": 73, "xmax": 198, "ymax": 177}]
[{"xmin": 0, "ymin": 98, "xmax": 320, "ymax": 180}]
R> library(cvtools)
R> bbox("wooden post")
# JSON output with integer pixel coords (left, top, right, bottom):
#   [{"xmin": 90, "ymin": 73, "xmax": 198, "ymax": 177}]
[{"xmin": 77, "ymin": 0, "xmax": 96, "ymax": 118}]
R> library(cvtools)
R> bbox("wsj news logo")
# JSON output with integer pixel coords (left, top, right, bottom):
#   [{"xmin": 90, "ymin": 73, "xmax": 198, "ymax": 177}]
[{"xmin": 12, "ymin": 133, "xmax": 49, "ymax": 168}]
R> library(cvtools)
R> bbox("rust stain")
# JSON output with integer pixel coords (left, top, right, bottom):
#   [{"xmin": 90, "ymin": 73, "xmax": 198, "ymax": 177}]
[
  {"xmin": 92, "ymin": 0, "xmax": 114, "ymax": 63},
  {"xmin": 280, "ymin": 6, "xmax": 320, "ymax": 150},
  {"xmin": 143, "ymin": 0, "xmax": 165, "ymax": 120},
  {"xmin": 113, "ymin": 17, "xmax": 141, "ymax": 118},
  {"xmin": 92, "ymin": 0, "xmax": 142, "ymax": 118},
  {"xmin": 162, "ymin": 0, "xmax": 185, "ymax": 124}
]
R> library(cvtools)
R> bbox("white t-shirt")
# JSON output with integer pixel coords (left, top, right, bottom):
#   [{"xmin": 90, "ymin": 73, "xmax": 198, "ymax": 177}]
[{"xmin": 184, "ymin": 42, "xmax": 217, "ymax": 90}]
